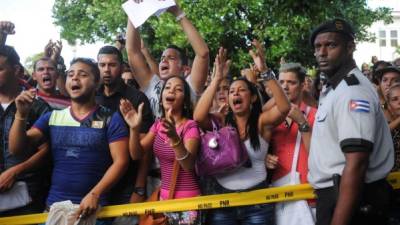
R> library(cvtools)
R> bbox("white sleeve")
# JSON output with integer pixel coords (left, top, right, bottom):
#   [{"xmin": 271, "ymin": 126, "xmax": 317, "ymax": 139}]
[{"xmin": 334, "ymin": 88, "xmax": 377, "ymax": 153}]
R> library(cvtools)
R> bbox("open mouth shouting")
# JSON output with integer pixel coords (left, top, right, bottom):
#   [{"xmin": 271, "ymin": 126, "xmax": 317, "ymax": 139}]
[
  {"xmin": 231, "ymin": 97, "xmax": 243, "ymax": 110},
  {"xmin": 165, "ymin": 95, "xmax": 175, "ymax": 105},
  {"xmin": 160, "ymin": 64, "xmax": 170, "ymax": 75},
  {"xmin": 218, "ymin": 95, "xmax": 227, "ymax": 103},
  {"xmin": 70, "ymin": 84, "xmax": 81, "ymax": 94},
  {"xmin": 42, "ymin": 76, "xmax": 52, "ymax": 87}
]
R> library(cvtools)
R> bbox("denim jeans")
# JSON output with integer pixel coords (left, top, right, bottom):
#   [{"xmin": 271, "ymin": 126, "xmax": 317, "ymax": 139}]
[
  {"xmin": 201, "ymin": 177, "xmax": 274, "ymax": 225},
  {"xmin": 208, "ymin": 203, "xmax": 275, "ymax": 225}
]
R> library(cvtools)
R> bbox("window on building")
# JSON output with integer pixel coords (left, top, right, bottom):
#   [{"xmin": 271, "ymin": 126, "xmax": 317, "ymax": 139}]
[
  {"xmin": 379, "ymin": 30, "xmax": 386, "ymax": 47},
  {"xmin": 391, "ymin": 30, "xmax": 398, "ymax": 47}
]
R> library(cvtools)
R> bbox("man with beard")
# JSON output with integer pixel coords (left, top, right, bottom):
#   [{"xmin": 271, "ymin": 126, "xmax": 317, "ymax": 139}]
[
  {"xmin": 96, "ymin": 45, "xmax": 154, "ymax": 225},
  {"xmin": 9, "ymin": 58, "xmax": 130, "ymax": 223},
  {"xmin": 308, "ymin": 19, "xmax": 394, "ymax": 225}
]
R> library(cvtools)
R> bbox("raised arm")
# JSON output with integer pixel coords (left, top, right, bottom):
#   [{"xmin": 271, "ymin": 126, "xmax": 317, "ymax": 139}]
[
  {"xmin": 9, "ymin": 90, "xmax": 45, "ymax": 155},
  {"xmin": 45, "ymin": 40, "xmax": 68, "ymax": 96},
  {"xmin": 162, "ymin": 110, "xmax": 199, "ymax": 171},
  {"xmin": 141, "ymin": 39, "xmax": 160, "ymax": 76},
  {"xmin": 120, "ymin": 99, "xmax": 155, "ymax": 160},
  {"xmin": 126, "ymin": 20, "xmax": 153, "ymax": 91},
  {"xmin": 288, "ymin": 104, "xmax": 312, "ymax": 152},
  {"xmin": 0, "ymin": 21, "xmax": 15, "ymax": 46},
  {"xmin": 249, "ymin": 40, "xmax": 290, "ymax": 128},
  {"xmin": 193, "ymin": 47, "xmax": 228, "ymax": 130},
  {"xmin": 168, "ymin": 3, "xmax": 209, "ymax": 94}
]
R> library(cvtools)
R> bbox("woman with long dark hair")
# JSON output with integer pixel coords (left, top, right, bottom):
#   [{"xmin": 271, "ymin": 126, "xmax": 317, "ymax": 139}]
[
  {"xmin": 120, "ymin": 75, "xmax": 201, "ymax": 225},
  {"xmin": 194, "ymin": 42, "xmax": 290, "ymax": 225}
]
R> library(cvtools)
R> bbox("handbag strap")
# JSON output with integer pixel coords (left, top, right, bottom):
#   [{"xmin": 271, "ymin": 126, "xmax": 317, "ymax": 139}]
[
  {"xmin": 210, "ymin": 117, "xmax": 219, "ymax": 131},
  {"xmin": 289, "ymin": 106, "xmax": 310, "ymax": 183},
  {"xmin": 167, "ymin": 120, "xmax": 188, "ymax": 200},
  {"xmin": 167, "ymin": 159, "xmax": 180, "ymax": 200}
]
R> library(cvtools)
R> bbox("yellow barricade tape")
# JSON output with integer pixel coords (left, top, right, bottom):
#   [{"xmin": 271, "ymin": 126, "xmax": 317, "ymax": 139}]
[{"xmin": 1, "ymin": 172, "xmax": 399, "ymax": 225}]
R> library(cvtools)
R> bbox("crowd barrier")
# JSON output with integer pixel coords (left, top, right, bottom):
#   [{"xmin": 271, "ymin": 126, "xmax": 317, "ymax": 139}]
[{"xmin": 1, "ymin": 172, "xmax": 399, "ymax": 225}]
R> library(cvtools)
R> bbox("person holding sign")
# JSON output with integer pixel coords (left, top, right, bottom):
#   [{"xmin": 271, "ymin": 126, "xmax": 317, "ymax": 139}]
[{"xmin": 126, "ymin": 0, "xmax": 209, "ymax": 118}]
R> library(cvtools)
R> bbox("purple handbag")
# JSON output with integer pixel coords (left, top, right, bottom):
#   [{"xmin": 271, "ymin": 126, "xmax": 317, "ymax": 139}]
[{"xmin": 195, "ymin": 119, "xmax": 249, "ymax": 176}]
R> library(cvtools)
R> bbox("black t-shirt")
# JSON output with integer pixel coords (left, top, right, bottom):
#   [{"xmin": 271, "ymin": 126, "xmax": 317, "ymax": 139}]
[
  {"xmin": 96, "ymin": 82, "xmax": 154, "ymax": 132},
  {"xmin": 96, "ymin": 81, "xmax": 154, "ymax": 203}
]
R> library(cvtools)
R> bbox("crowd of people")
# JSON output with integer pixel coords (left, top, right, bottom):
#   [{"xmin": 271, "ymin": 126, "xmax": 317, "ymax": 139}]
[{"xmin": 0, "ymin": 2, "xmax": 399, "ymax": 225}]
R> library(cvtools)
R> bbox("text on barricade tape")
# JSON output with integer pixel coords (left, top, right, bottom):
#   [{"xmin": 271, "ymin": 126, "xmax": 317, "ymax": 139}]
[{"xmin": 0, "ymin": 172, "xmax": 399, "ymax": 225}]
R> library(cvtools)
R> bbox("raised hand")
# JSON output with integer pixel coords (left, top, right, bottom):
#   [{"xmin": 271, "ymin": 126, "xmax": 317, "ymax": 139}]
[
  {"xmin": 51, "ymin": 40, "xmax": 63, "ymax": 61},
  {"xmin": 241, "ymin": 64, "xmax": 258, "ymax": 84},
  {"xmin": 120, "ymin": 99, "xmax": 144, "ymax": 130},
  {"xmin": 44, "ymin": 40, "xmax": 53, "ymax": 58},
  {"xmin": 161, "ymin": 108, "xmax": 180, "ymax": 144},
  {"xmin": 249, "ymin": 39, "xmax": 268, "ymax": 73},
  {"xmin": 15, "ymin": 89, "xmax": 36, "ymax": 119},
  {"xmin": 217, "ymin": 102, "xmax": 229, "ymax": 115},
  {"xmin": 0, "ymin": 21, "xmax": 15, "ymax": 45},
  {"xmin": 213, "ymin": 47, "xmax": 230, "ymax": 81},
  {"xmin": 0, "ymin": 21, "xmax": 15, "ymax": 35},
  {"xmin": 288, "ymin": 104, "xmax": 307, "ymax": 124}
]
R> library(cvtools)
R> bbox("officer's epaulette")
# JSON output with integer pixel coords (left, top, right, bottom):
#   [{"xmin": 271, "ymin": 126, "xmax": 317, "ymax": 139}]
[{"xmin": 344, "ymin": 74, "xmax": 359, "ymax": 86}]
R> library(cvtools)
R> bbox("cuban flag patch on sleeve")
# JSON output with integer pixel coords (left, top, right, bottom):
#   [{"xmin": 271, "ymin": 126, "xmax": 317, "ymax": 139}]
[{"xmin": 349, "ymin": 99, "xmax": 370, "ymax": 113}]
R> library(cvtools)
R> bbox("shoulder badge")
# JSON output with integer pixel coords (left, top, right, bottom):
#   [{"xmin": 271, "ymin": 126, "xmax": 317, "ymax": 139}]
[{"xmin": 344, "ymin": 74, "xmax": 359, "ymax": 86}]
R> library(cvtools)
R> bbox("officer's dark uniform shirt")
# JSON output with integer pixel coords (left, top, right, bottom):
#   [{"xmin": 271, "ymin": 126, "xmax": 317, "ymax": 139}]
[{"xmin": 308, "ymin": 63, "xmax": 394, "ymax": 189}]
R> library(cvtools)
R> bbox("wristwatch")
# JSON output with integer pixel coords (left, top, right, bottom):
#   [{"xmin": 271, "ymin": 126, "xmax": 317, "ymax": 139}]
[
  {"xmin": 298, "ymin": 121, "xmax": 310, "ymax": 132},
  {"xmin": 260, "ymin": 69, "xmax": 276, "ymax": 81},
  {"xmin": 133, "ymin": 187, "xmax": 146, "ymax": 197}
]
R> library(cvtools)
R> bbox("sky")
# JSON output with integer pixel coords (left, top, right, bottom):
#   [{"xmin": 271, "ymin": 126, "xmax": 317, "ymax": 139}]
[{"xmin": 1, "ymin": 0, "xmax": 106, "ymax": 66}]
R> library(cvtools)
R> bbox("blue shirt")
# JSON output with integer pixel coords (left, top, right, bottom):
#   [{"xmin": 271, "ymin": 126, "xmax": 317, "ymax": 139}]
[{"xmin": 33, "ymin": 105, "xmax": 128, "ymax": 206}]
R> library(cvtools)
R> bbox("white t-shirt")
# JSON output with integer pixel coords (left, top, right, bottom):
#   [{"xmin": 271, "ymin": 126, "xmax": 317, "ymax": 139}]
[
  {"xmin": 215, "ymin": 135, "xmax": 269, "ymax": 190},
  {"xmin": 142, "ymin": 74, "xmax": 200, "ymax": 118},
  {"xmin": 1, "ymin": 103, "xmax": 11, "ymax": 111}
]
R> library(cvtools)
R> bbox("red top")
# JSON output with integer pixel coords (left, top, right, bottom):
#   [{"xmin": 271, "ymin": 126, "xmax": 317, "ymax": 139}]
[{"xmin": 271, "ymin": 102, "xmax": 317, "ymax": 184}]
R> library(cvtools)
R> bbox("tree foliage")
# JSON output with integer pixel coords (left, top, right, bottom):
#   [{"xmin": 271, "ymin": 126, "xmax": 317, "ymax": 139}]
[
  {"xmin": 24, "ymin": 52, "xmax": 44, "ymax": 74},
  {"xmin": 53, "ymin": 0, "xmax": 392, "ymax": 72}
]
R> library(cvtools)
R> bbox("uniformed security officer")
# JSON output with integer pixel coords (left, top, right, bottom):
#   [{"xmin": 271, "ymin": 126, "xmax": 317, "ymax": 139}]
[{"xmin": 308, "ymin": 19, "xmax": 394, "ymax": 225}]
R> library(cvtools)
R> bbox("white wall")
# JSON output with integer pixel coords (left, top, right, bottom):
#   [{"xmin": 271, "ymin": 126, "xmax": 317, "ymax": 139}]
[{"xmin": 354, "ymin": 0, "xmax": 400, "ymax": 67}]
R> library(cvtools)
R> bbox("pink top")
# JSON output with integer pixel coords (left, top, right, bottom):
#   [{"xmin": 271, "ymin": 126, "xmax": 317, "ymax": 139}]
[{"xmin": 150, "ymin": 119, "xmax": 200, "ymax": 199}]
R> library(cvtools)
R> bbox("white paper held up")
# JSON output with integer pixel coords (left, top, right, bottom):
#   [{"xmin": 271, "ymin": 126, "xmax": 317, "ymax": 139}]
[{"xmin": 122, "ymin": 0, "xmax": 176, "ymax": 28}]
